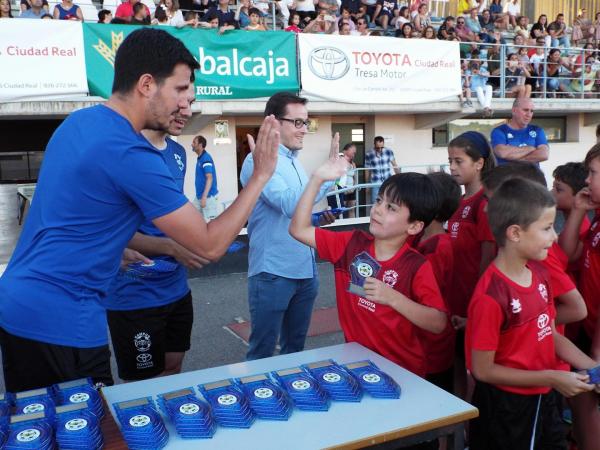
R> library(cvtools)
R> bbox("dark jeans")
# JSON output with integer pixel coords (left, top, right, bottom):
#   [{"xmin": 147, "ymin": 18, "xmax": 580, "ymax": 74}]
[{"xmin": 246, "ymin": 272, "xmax": 318, "ymax": 360}]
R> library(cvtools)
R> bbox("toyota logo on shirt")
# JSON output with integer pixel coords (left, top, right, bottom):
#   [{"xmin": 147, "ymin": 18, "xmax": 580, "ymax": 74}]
[
  {"xmin": 537, "ymin": 314, "xmax": 549, "ymax": 329},
  {"xmin": 136, "ymin": 353, "xmax": 152, "ymax": 363},
  {"xmin": 308, "ymin": 47, "xmax": 350, "ymax": 80}
]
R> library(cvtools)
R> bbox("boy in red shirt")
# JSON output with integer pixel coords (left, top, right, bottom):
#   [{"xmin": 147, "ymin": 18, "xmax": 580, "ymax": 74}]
[
  {"xmin": 290, "ymin": 161, "xmax": 447, "ymax": 377},
  {"xmin": 466, "ymin": 178, "xmax": 598, "ymax": 450}
]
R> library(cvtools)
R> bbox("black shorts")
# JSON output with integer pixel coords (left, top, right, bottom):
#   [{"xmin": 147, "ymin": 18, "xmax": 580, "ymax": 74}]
[
  {"xmin": 470, "ymin": 381, "xmax": 567, "ymax": 450},
  {"xmin": 0, "ymin": 327, "xmax": 113, "ymax": 392},
  {"xmin": 107, "ymin": 291, "xmax": 193, "ymax": 381},
  {"xmin": 426, "ymin": 367, "xmax": 454, "ymax": 393},
  {"xmin": 455, "ymin": 328, "xmax": 466, "ymax": 359}
]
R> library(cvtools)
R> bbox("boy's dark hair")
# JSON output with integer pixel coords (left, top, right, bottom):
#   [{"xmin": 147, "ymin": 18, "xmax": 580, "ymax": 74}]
[
  {"xmin": 378, "ymin": 173, "xmax": 439, "ymax": 227},
  {"xmin": 553, "ymin": 162, "xmax": 587, "ymax": 194},
  {"xmin": 154, "ymin": 7, "xmax": 167, "ymax": 21},
  {"xmin": 448, "ymin": 131, "xmax": 496, "ymax": 175},
  {"xmin": 288, "ymin": 12, "xmax": 299, "ymax": 25},
  {"xmin": 110, "ymin": 17, "xmax": 129, "ymax": 24},
  {"xmin": 248, "ymin": 7, "xmax": 260, "ymax": 16},
  {"xmin": 488, "ymin": 178, "xmax": 555, "ymax": 246},
  {"xmin": 112, "ymin": 28, "xmax": 199, "ymax": 94},
  {"xmin": 133, "ymin": 2, "xmax": 145, "ymax": 14},
  {"xmin": 98, "ymin": 9, "xmax": 111, "ymax": 22},
  {"xmin": 482, "ymin": 161, "xmax": 547, "ymax": 192},
  {"xmin": 264, "ymin": 92, "xmax": 307, "ymax": 118},
  {"xmin": 428, "ymin": 172, "xmax": 461, "ymax": 223},
  {"xmin": 585, "ymin": 143, "xmax": 600, "ymax": 169}
]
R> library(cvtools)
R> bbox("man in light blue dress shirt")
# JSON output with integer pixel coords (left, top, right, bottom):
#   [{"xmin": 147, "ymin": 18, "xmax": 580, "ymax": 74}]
[{"xmin": 240, "ymin": 92, "xmax": 336, "ymax": 360}]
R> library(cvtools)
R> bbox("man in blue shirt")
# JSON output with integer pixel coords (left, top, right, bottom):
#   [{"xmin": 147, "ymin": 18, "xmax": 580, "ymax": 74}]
[
  {"xmin": 365, "ymin": 136, "xmax": 400, "ymax": 206},
  {"xmin": 491, "ymin": 98, "xmax": 549, "ymax": 166},
  {"xmin": 192, "ymin": 135, "xmax": 219, "ymax": 220},
  {"xmin": 240, "ymin": 92, "xmax": 336, "ymax": 360},
  {"xmin": 0, "ymin": 28, "xmax": 280, "ymax": 392},
  {"xmin": 19, "ymin": 0, "xmax": 44, "ymax": 18}
]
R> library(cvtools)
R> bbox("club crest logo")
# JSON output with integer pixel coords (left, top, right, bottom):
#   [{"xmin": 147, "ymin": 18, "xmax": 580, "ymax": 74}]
[
  {"xmin": 451, "ymin": 222, "xmax": 460, "ymax": 233},
  {"xmin": 529, "ymin": 130, "xmax": 537, "ymax": 138},
  {"xmin": 538, "ymin": 283, "xmax": 548, "ymax": 302},
  {"xmin": 510, "ymin": 298, "xmax": 522, "ymax": 314},
  {"xmin": 383, "ymin": 270, "xmax": 398, "ymax": 287},
  {"xmin": 461, "ymin": 206, "xmax": 471, "ymax": 219},
  {"xmin": 134, "ymin": 332, "xmax": 151, "ymax": 352}
]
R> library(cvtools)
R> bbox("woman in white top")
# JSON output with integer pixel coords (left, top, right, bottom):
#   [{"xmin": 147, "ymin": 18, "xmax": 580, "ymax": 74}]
[
  {"xmin": 413, "ymin": 2, "xmax": 430, "ymax": 35},
  {"xmin": 502, "ymin": 0, "xmax": 520, "ymax": 29},
  {"xmin": 327, "ymin": 143, "xmax": 358, "ymax": 218},
  {"xmin": 395, "ymin": 5, "xmax": 410, "ymax": 31},
  {"xmin": 159, "ymin": 0, "xmax": 196, "ymax": 27}
]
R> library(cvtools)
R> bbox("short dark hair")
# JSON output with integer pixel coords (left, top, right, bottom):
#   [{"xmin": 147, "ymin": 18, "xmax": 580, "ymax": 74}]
[
  {"xmin": 112, "ymin": 28, "xmax": 199, "ymax": 94},
  {"xmin": 342, "ymin": 143, "xmax": 355, "ymax": 152},
  {"xmin": 374, "ymin": 136, "xmax": 384, "ymax": 144},
  {"xmin": 264, "ymin": 92, "xmax": 307, "ymax": 118},
  {"xmin": 98, "ymin": 9, "xmax": 111, "ymax": 22},
  {"xmin": 584, "ymin": 143, "xmax": 600, "ymax": 170},
  {"xmin": 448, "ymin": 132, "xmax": 496, "ymax": 175},
  {"xmin": 133, "ymin": 2, "xmax": 145, "ymax": 14},
  {"xmin": 248, "ymin": 7, "xmax": 260, "ymax": 15},
  {"xmin": 428, "ymin": 172, "xmax": 461, "ymax": 222},
  {"xmin": 482, "ymin": 161, "xmax": 547, "ymax": 193},
  {"xmin": 378, "ymin": 173, "xmax": 439, "ymax": 227},
  {"xmin": 553, "ymin": 162, "xmax": 587, "ymax": 194},
  {"xmin": 194, "ymin": 135, "xmax": 207, "ymax": 148},
  {"xmin": 488, "ymin": 178, "xmax": 555, "ymax": 246}
]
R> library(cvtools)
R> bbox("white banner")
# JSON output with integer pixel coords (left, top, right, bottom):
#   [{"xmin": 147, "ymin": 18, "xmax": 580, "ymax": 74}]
[
  {"xmin": 299, "ymin": 34, "xmax": 461, "ymax": 104},
  {"xmin": 0, "ymin": 20, "xmax": 88, "ymax": 102}
]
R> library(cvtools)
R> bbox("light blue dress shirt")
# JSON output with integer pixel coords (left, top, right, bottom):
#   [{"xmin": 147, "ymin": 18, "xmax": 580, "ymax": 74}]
[{"xmin": 240, "ymin": 144, "xmax": 332, "ymax": 279}]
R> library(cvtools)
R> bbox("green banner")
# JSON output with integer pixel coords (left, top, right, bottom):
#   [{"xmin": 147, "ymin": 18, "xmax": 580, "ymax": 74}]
[{"xmin": 82, "ymin": 24, "xmax": 299, "ymax": 100}]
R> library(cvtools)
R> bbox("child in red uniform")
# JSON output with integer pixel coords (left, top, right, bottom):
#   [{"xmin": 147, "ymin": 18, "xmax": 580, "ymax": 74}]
[
  {"xmin": 558, "ymin": 146, "xmax": 600, "ymax": 450},
  {"xmin": 414, "ymin": 172, "xmax": 462, "ymax": 392},
  {"xmin": 290, "ymin": 165, "xmax": 447, "ymax": 378},
  {"xmin": 467, "ymin": 178, "xmax": 598, "ymax": 450}
]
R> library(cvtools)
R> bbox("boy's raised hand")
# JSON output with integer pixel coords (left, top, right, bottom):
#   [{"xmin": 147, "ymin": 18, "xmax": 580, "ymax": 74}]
[
  {"xmin": 363, "ymin": 277, "xmax": 396, "ymax": 306},
  {"xmin": 574, "ymin": 187, "xmax": 600, "ymax": 211},
  {"xmin": 551, "ymin": 371, "xmax": 594, "ymax": 397}
]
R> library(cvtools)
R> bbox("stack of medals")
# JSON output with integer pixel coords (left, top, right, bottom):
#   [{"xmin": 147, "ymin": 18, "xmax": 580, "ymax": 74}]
[
  {"xmin": 343, "ymin": 361, "xmax": 401, "ymax": 399},
  {"xmin": 198, "ymin": 380, "xmax": 255, "ymax": 428},
  {"xmin": 53, "ymin": 378, "xmax": 104, "ymax": 419},
  {"xmin": 588, "ymin": 365, "xmax": 600, "ymax": 384},
  {"xmin": 55, "ymin": 402, "xmax": 103, "ymax": 449},
  {"xmin": 302, "ymin": 360, "xmax": 363, "ymax": 402},
  {"xmin": 14, "ymin": 388, "xmax": 55, "ymax": 421},
  {"xmin": 0, "ymin": 393, "xmax": 12, "ymax": 446},
  {"xmin": 157, "ymin": 388, "xmax": 216, "ymax": 439},
  {"xmin": 271, "ymin": 367, "xmax": 330, "ymax": 411},
  {"xmin": 114, "ymin": 397, "xmax": 169, "ymax": 450},
  {"xmin": 5, "ymin": 412, "xmax": 54, "ymax": 450},
  {"xmin": 234, "ymin": 374, "xmax": 293, "ymax": 421},
  {"xmin": 124, "ymin": 260, "xmax": 178, "ymax": 279}
]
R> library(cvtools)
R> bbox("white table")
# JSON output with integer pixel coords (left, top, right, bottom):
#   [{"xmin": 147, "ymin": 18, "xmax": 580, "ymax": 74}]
[{"xmin": 101, "ymin": 343, "xmax": 477, "ymax": 449}]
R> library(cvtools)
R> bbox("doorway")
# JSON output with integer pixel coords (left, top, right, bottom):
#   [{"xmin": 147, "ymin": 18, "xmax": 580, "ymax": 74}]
[
  {"xmin": 235, "ymin": 125, "xmax": 260, "ymax": 193},
  {"xmin": 331, "ymin": 123, "xmax": 366, "ymax": 216}
]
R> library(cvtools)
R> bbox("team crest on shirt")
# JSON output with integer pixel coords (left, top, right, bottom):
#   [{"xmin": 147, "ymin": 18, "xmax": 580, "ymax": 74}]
[
  {"xmin": 383, "ymin": 270, "xmax": 398, "ymax": 287},
  {"xmin": 538, "ymin": 283, "xmax": 548, "ymax": 302},
  {"xmin": 461, "ymin": 206, "xmax": 471, "ymax": 219},
  {"xmin": 134, "ymin": 332, "xmax": 151, "ymax": 352},
  {"xmin": 510, "ymin": 298, "xmax": 522, "ymax": 313},
  {"xmin": 174, "ymin": 153, "xmax": 184, "ymax": 172},
  {"xmin": 529, "ymin": 130, "xmax": 537, "ymax": 138},
  {"xmin": 537, "ymin": 313, "xmax": 552, "ymax": 341},
  {"xmin": 507, "ymin": 133, "xmax": 514, "ymax": 139},
  {"xmin": 450, "ymin": 222, "xmax": 460, "ymax": 238}
]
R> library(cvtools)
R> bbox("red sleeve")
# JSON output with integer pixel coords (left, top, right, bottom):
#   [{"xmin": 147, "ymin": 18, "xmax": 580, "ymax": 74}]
[
  {"xmin": 469, "ymin": 294, "xmax": 504, "ymax": 351},
  {"xmin": 580, "ymin": 215, "xmax": 591, "ymax": 241},
  {"xmin": 412, "ymin": 261, "xmax": 447, "ymax": 313},
  {"xmin": 476, "ymin": 199, "xmax": 495, "ymax": 242},
  {"xmin": 542, "ymin": 248, "xmax": 576, "ymax": 297},
  {"xmin": 315, "ymin": 228, "xmax": 354, "ymax": 264}
]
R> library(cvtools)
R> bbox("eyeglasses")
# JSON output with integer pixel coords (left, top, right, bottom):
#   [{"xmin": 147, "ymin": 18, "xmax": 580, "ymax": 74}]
[
  {"xmin": 278, "ymin": 117, "xmax": 309, "ymax": 129},
  {"xmin": 457, "ymin": 21, "xmax": 464, "ymax": 24}
]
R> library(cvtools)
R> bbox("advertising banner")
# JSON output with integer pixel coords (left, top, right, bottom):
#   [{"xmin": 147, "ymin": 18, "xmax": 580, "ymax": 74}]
[
  {"xmin": 0, "ymin": 20, "xmax": 88, "ymax": 102},
  {"xmin": 298, "ymin": 34, "xmax": 461, "ymax": 104},
  {"xmin": 83, "ymin": 25, "xmax": 299, "ymax": 100}
]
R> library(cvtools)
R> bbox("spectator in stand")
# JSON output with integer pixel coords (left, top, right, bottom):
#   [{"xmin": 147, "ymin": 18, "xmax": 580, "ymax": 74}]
[
  {"xmin": 246, "ymin": 7, "xmax": 266, "ymax": 30},
  {"xmin": 337, "ymin": 6, "xmax": 356, "ymax": 32},
  {"xmin": 361, "ymin": 0, "xmax": 376, "ymax": 26},
  {"xmin": 158, "ymin": 0, "xmax": 197, "ymax": 27},
  {"xmin": 460, "ymin": 59, "xmax": 473, "ymax": 108},
  {"xmin": 516, "ymin": 44, "xmax": 537, "ymax": 94},
  {"xmin": 487, "ymin": 42, "xmax": 501, "ymax": 90},
  {"xmin": 372, "ymin": 0, "xmax": 398, "ymax": 33},
  {"xmin": 572, "ymin": 8, "xmax": 594, "ymax": 45},
  {"xmin": 354, "ymin": 16, "xmax": 370, "ymax": 35},
  {"xmin": 394, "ymin": 5, "xmax": 409, "ymax": 31},
  {"xmin": 466, "ymin": 7, "xmax": 496, "ymax": 43},
  {"xmin": 412, "ymin": 2, "xmax": 430, "ymax": 36},
  {"xmin": 365, "ymin": 136, "xmax": 400, "ymax": 206},
  {"xmin": 468, "ymin": 60, "xmax": 493, "ymax": 116},
  {"xmin": 396, "ymin": 22, "xmax": 413, "ymax": 38},
  {"xmin": 235, "ymin": 0, "xmax": 250, "ymax": 28},
  {"xmin": 295, "ymin": 0, "xmax": 317, "ymax": 28},
  {"xmin": 339, "ymin": 21, "xmax": 351, "ymax": 35},
  {"xmin": 285, "ymin": 12, "xmax": 302, "ymax": 32},
  {"xmin": 130, "ymin": 2, "xmax": 150, "ymax": 24},
  {"xmin": 530, "ymin": 14, "xmax": 550, "ymax": 47},
  {"xmin": 115, "ymin": 0, "xmax": 150, "ymax": 22},
  {"xmin": 341, "ymin": 0, "xmax": 362, "ymax": 21},
  {"xmin": 318, "ymin": 0, "xmax": 338, "ymax": 16},
  {"xmin": 478, "ymin": 8, "xmax": 494, "ymax": 32},
  {"xmin": 152, "ymin": 5, "xmax": 169, "ymax": 24},
  {"xmin": 203, "ymin": 0, "xmax": 239, "ymax": 28},
  {"xmin": 549, "ymin": 13, "xmax": 570, "ymax": 48},
  {"xmin": 513, "ymin": 15, "xmax": 531, "ymax": 43},
  {"xmin": 455, "ymin": 15, "xmax": 479, "ymax": 42},
  {"xmin": 505, "ymin": 52, "xmax": 532, "ymax": 98},
  {"xmin": 529, "ymin": 38, "xmax": 546, "ymax": 92},
  {"xmin": 20, "ymin": 0, "xmax": 48, "ymax": 14},
  {"xmin": 303, "ymin": 7, "xmax": 336, "ymax": 34},
  {"xmin": 20, "ymin": 0, "xmax": 46, "ymax": 18},
  {"xmin": 457, "ymin": 0, "xmax": 470, "ymax": 17},
  {"xmin": 437, "ymin": 16, "xmax": 456, "ymax": 40},
  {"xmin": 1, "ymin": 0, "xmax": 13, "ymax": 17},
  {"xmin": 472, "ymin": 0, "xmax": 487, "ymax": 14},
  {"xmin": 573, "ymin": 42, "xmax": 597, "ymax": 74},
  {"xmin": 594, "ymin": 12, "xmax": 600, "ymax": 44},
  {"xmin": 275, "ymin": 0, "xmax": 295, "ymax": 30},
  {"xmin": 97, "ymin": 9, "xmax": 112, "ymax": 22},
  {"xmin": 422, "ymin": 25, "xmax": 436, "ymax": 39},
  {"xmin": 53, "ymin": 0, "xmax": 82, "ymax": 20},
  {"xmin": 569, "ymin": 55, "xmax": 598, "ymax": 98},
  {"xmin": 502, "ymin": 0, "xmax": 519, "ymax": 29},
  {"xmin": 544, "ymin": 48, "xmax": 572, "ymax": 97}
]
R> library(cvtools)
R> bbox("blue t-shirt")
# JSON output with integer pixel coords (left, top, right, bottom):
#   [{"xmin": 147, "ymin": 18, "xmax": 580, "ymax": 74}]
[
  {"xmin": 0, "ymin": 105, "xmax": 188, "ymax": 348},
  {"xmin": 103, "ymin": 138, "xmax": 189, "ymax": 311},
  {"xmin": 195, "ymin": 151, "xmax": 218, "ymax": 199},
  {"xmin": 490, "ymin": 123, "xmax": 548, "ymax": 166}
]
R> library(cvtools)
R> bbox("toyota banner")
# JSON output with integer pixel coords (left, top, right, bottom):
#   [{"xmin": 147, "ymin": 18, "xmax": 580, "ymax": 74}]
[{"xmin": 298, "ymin": 34, "xmax": 461, "ymax": 104}]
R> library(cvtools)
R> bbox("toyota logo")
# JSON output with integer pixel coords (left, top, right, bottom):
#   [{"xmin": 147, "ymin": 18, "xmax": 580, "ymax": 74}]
[
  {"xmin": 537, "ymin": 314, "xmax": 549, "ymax": 329},
  {"xmin": 136, "ymin": 353, "xmax": 152, "ymax": 363},
  {"xmin": 308, "ymin": 47, "xmax": 350, "ymax": 80}
]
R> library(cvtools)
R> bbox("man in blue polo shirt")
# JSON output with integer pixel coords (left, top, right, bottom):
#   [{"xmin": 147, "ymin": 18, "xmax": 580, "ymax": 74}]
[
  {"xmin": 192, "ymin": 135, "xmax": 219, "ymax": 220},
  {"xmin": 0, "ymin": 28, "xmax": 280, "ymax": 392},
  {"xmin": 491, "ymin": 97, "xmax": 549, "ymax": 166}
]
